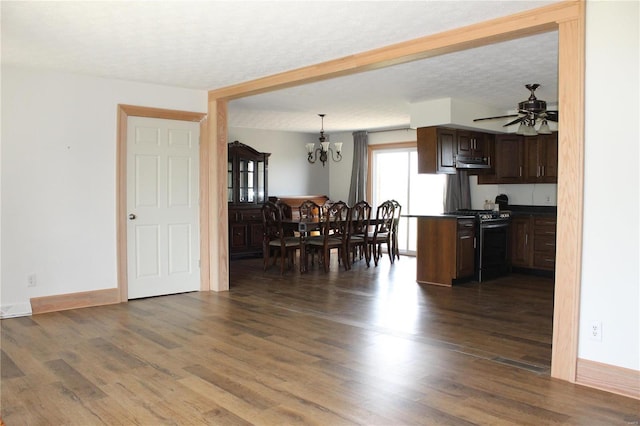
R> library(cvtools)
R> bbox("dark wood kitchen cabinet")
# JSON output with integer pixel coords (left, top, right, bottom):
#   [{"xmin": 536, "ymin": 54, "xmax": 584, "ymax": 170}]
[
  {"xmin": 525, "ymin": 133, "xmax": 558, "ymax": 183},
  {"xmin": 417, "ymin": 127, "xmax": 457, "ymax": 174},
  {"xmin": 457, "ymin": 130, "xmax": 487, "ymax": 159},
  {"xmin": 478, "ymin": 132, "xmax": 557, "ymax": 185},
  {"xmin": 228, "ymin": 141, "xmax": 270, "ymax": 258},
  {"xmin": 416, "ymin": 216, "xmax": 475, "ymax": 286},
  {"xmin": 510, "ymin": 216, "xmax": 531, "ymax": 268},
  {"xmin": 510, "ymin": 214, "xmax": 556, "ymax": 272},
  {"xmin": 478, "ymin": 134, "xmax": 524, "ymax": 184},
  {"xmin": 532, "ymin": 216, "xmax": 557, "ymax": 270},
  {"xmin": 457, "ymin": 218, "xmax": 476, "ymax": 278},
  {"xmin": 417, "ymin": 127, "xmax": 493, "ymax": 175}
]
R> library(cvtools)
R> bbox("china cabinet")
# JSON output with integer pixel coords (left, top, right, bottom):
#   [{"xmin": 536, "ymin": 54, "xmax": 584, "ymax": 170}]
[{"xmin": 228, "ymin": 141, "xmax": 270, "ymax": 258}]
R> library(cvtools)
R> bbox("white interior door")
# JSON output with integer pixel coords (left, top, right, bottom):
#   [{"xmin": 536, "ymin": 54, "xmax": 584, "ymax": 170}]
[{"xmin": 127, "ymin": 116, "xmax": 200, "ymax": 299}]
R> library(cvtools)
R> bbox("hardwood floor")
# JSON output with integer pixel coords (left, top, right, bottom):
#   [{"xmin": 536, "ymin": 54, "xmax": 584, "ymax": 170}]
[{"xmin": 2, "ymin": 256, "xmax": 638, "ymax": 425}]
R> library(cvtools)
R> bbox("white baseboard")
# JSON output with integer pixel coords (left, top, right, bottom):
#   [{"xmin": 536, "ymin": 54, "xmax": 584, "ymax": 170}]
[{"xmin": 0, "ymin": 302, "xmax": 33, "ymax": 318}]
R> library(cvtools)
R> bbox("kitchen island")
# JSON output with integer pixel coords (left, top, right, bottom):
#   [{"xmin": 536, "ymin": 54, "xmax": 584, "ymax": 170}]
[{"xmin": 405, "ymin": 214, "xmax": 476, "ymax": 286}]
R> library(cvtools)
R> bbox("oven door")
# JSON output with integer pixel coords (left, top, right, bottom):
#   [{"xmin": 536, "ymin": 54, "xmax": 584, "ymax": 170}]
[{"xmin": 477, "ymin": 220, "xmax": 510, "ymax": 282}]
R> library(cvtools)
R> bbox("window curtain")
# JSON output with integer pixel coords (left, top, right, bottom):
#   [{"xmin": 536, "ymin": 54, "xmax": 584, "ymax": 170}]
[
  {"xmin": 348, "ymin": 131, "xmax": 368, "ymax": 206},
  {"xmin": 444, "ymin": 170, "xmax": 471, "ymax": 212}
]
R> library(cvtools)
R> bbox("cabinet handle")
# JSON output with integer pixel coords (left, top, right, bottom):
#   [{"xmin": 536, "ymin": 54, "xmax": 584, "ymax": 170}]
[
  {"xmin": 519, "ymin": 166, "xmax": 523, "ymax": 177},
  {"xmin": 525, "ymin": 234, "xmax": 528, "ymax": 245},
  {"xmin": 541, "ymin": 166, "xmax": 545, "ymax": 176},
  {"xmin": 546, "ymin": 243, "xmax": 555, "ymax": 246},
  {"xmin": 474, "ymin": 237, "xmax": 476, "ymax": 249}
]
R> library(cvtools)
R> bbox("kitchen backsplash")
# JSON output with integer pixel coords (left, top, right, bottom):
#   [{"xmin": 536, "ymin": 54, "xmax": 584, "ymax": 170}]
[{"xmin": 470, "ymin": 176, "xmax": 557, "ymax": 209}]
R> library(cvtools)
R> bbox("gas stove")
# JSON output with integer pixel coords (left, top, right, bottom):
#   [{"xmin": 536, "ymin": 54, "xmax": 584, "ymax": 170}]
[
  {"xmin": 452, "ymin": 209, "xmax": 511, "ymax": 222},
  {"xmin": 450, "ymin": 209, "xmax": 512, "ymax": 282}
]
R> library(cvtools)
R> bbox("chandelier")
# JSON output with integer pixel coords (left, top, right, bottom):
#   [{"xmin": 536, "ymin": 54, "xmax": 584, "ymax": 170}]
[{"xmin": 306, "ymin": 114, "xmax": 342, "ymax": 167}]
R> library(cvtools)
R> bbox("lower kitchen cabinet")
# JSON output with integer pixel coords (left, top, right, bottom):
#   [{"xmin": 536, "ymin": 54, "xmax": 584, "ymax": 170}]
[
  {"xmin": 457, "ymin": 218, "xmax": 476, "ymax": 278},
  {"xmin": 532, "ymin": 217, "xmax": 557, "ymax": 270},
  {"xmin": 510, "ymin": 216, "xmax": 531, "ymax": 268},
  {"xmin": 510, "ymin": 214, "xmax": 557, "ymax": 273},
  {"xmin": 416, "ymin": 216, "xmax": 475, "ymax": 286}
]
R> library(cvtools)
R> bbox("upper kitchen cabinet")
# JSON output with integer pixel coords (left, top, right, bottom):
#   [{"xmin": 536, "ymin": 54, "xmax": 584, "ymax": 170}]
[
  {"xmin": 479, "ymin": 134, "xmax": 524, "ymax": 184},
  {"xmin": 456, "ymin": 130, "xmax": 487, "ymax": 159},
  {"xmin": 417, "ymin": 127, "xmax": 457, "ymax": 174},
  {"xmin": 525, "ymin": 133, "xmax": 558, "ymax": 183},
  {"xmin": 478, "ymin": 132, "xmax": 557, "ymax": 185},
  {"xmin": 417, "ymin": 127, "xmax": 493, "ymax": 175}
]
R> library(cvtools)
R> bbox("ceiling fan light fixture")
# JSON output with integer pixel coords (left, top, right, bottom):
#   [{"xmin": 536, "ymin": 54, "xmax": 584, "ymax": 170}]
[
  {"xmin": 523, "ymin": 123, "xmax": 538, "ymax": 136},
  {"xmin": 538, "ymin": 119, "xmax": 552, "ymax": 135}
]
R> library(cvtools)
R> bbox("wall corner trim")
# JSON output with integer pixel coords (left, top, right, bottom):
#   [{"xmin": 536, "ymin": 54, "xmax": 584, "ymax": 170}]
[
  {"xmin": 30, "ymin": 288, "xmax": 120, "ymax": 315},
  {"xmin": 576, "ymin": 358, "xmax": 640, "ymax": 400}
]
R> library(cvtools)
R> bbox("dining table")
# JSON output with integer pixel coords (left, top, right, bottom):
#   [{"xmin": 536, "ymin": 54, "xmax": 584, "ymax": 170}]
[
  {"xmin": 280, "ymin": 215, "xmax": 383, "ymax": 273},
  {"xmin": 280, "ymin": 216, "xmax": 325, "ymax": 273}
]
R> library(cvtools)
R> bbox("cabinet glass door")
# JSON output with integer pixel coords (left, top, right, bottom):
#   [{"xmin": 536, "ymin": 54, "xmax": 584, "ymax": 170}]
[
  {"xmin": 256, "ymin": 160, "xmax": 265, "ymax": 203},
  {"xmin": 239, "ymin": 159, "xmax": 255, "ymax": 203}
]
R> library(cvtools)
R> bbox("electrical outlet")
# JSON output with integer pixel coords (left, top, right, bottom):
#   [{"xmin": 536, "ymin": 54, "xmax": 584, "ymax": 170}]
[
  {"xmin": 27, "ymin": 273, "xmax": 37, "ymax": 288},
  {"xmin": 590, "ymin": 320, "xmax": 602, "ymax": 341},
  {"xmin": 545, "ymin": 195, "xmax": 551, "ymax": 204}
]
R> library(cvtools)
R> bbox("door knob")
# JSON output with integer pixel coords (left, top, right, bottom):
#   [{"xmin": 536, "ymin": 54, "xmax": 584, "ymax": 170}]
[{"xmin": 129, "ymin": 214, "xmax": 136, "ymax": 220}]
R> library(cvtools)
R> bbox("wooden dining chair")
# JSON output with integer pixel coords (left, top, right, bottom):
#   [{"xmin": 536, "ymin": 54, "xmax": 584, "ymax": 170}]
[
  {"xmin": 389, "ymin": 199, "xmax": 402, "ymax": 261},
  {"xmin": 275, "ymin": 200, "xmax": 295, "ymax": 237},
  {"xmin": 366, "ymin": 200, "xmax": 396, "ymax": 266},
  {"xmin": 305, "ymin": 201, "xmax": 351, "ymax": 272},
  {"xmin": 298, "ymin": 199, "xmax": 323, "ymax": 264},
  {"xmin": 298, "ymin": 199, "xmax": 322, "ymax": 220},
  {"xmin": 261, "ymin": 201, "xmax": 300, "ymax": 274},
  {"xmin": 349, "ymin": 200, "xmax": 371, "ymax": 266}
]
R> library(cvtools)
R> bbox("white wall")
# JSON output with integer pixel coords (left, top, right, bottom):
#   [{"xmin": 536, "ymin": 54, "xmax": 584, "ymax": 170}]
[
  {"xmin": 579, "ymin": 0, "xmax": 639, "ymax": 370},
  {"xmin": 0, "ymin": 66, "xmax": 207, "ymax": 317},
  {"xmin": 227, "ymin": 127, "xmax": 325, "ymax": 196}
]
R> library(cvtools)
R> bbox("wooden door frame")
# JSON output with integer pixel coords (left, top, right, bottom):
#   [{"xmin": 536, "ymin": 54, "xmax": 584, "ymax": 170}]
[
  {"xmin": 116, "ymin": 104, "xmax": 208, "ymax": 303},
  {"xmin": 208, "ymin": 1, "xmax": 584, "ymax": 382}
]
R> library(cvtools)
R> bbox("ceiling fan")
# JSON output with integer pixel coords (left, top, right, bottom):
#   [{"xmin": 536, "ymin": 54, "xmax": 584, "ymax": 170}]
[{"xmin": 473, "ymin": 84, "xmax": 558, "ymax": 135}]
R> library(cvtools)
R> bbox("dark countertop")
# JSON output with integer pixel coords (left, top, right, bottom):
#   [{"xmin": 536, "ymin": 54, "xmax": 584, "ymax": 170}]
[
  {"xmin": 402, "ymin": 213, "xmax": 475, "ymax": 219},
  {"xmin": 403, "ymin": 206, "xmax": 556, "ymax": 218}
]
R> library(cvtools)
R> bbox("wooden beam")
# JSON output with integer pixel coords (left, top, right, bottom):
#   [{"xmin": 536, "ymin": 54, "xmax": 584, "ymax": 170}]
[
  {"xmin": 552, "ymin": 2, "xmax": 586, "ymax": 382},
  {"xmin": 207, "ymin": 100, "xmax": 229, "ymax": 291},
  {"xmin": 208, "ymin": 1, "xmax": 578, "ymax": 101}
]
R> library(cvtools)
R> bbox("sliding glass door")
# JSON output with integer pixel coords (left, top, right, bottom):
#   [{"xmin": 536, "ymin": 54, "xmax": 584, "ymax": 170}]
[{"xmin": 370, "ymin": 146, "xmax": 445, "ymax": 255}]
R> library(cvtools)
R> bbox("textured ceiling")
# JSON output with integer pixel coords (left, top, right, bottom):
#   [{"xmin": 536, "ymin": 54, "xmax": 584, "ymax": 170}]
[{"xmin": 1, "ymin": 1, "xmax": 560, "ymax": 133}]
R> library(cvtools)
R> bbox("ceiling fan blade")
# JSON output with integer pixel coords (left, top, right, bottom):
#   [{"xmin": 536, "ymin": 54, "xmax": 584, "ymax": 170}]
[
  {"xmin": 503, "ymin": 116, "xmax": 526, "ymax": 127},
  {"xmin": 473, "ymin": 114, "xmax": 519, "ymax": 122}
]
